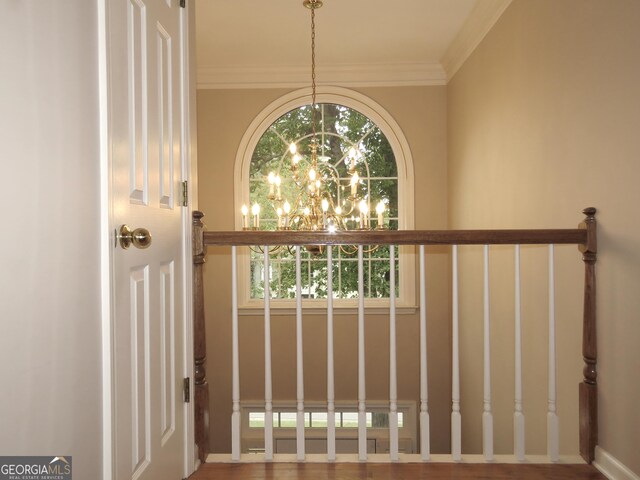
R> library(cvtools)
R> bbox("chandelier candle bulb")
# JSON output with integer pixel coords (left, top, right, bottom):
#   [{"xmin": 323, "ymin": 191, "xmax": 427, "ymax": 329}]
[
  {"xmin": 351, "ymin": 172, "xmax": 359, "ymax": 196},
  {"xmin": 276, "ymin": 207, "xmax": 283, "ymax": 229},
  {"xmin": 376, "ymin": 201, "xmax": 386, "ymax": 229},
  {"xmin": 251, "ymin": 203, "xmax": 261, "ymax": 229},
  {"xmin": 267, "ymin": 171, "xmax": 276, "ymax": 197},
  {"xmin": 275, "ymin": 175, "xmax": 282, "ymax": 200},
  {"xmin": 321, "ymin": 198, "xmax": 329, "ymax": 229},
  {"xmin": 359, "ymin": 200, "xmax": 369, "ymax": 229},
  {"xmin": 349, "ymin": 147, "xmax": 357, "ymax": 171},
  {"xmin": 283, "ymin": 200, "xmax": 291, "ymax": 229},
  {"xmin": 241, "ymin": 204, "xmax": 249, "ymax": 229}
]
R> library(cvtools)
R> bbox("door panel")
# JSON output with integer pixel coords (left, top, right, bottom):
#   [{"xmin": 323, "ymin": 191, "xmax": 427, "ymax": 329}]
[
  {"xmin": 157, "ymin": 24, "xmax": 175, "ymax": 209},
  {"xmin": 130, "ymin": 266, "xmax": 150, "ymax": 477},
  {"xmin": 128, "ymin": 0, "xmax": 149, "ymax": 205},
  {"xmin": 160, "ymin": 261, "xmax": 176, "ymax": 444},
  {"xmin": 108, "ymin": 0, "xmax": 186, "ymax": 478}
]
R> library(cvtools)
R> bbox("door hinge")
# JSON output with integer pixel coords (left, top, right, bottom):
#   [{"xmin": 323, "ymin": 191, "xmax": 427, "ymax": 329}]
[
  {"xmin": 180, "ymin": 0, "xmax": 185, "ymax": 8},
  {"xmin": 183, "ymin": 377, "xmax": 190, "ymax": 403},
  {"xmin": 180, "ymin": 180, "xmax": 188, "ymax": 207}
]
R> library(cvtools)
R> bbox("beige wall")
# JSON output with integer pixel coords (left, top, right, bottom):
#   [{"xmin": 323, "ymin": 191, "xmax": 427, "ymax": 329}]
[
  {"xmin": 448, "ymin": 0, "xmax": 640, "ymax": 471},
  {"xmin": 197, "ymin": 86, "xmax": 451, "ymax": 453}
]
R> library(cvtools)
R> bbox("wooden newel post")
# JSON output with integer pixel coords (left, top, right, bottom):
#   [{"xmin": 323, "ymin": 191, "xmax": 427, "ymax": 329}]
[
  {"xmin": 193, "ymin": 211, "xmax": 210, "ymax": 463},
  {"xmin": 578, "ymin": 207, "xmax": 597, "ymax": 463}
]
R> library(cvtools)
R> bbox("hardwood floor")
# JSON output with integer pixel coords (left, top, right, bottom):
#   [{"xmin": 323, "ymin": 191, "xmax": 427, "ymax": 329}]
[{"xmin": 189, "ymin": 462, "xmax": 606, "ymax": 480}]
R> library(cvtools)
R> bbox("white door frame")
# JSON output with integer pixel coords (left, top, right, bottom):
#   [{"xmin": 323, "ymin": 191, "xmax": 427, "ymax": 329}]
[
  {"xmin": 97, "ymin": 1, "xmax": 196, "ymax": 478},
  {"xmin": 179, "ymin": 0, "xmax": 198, "ymax": 474}
]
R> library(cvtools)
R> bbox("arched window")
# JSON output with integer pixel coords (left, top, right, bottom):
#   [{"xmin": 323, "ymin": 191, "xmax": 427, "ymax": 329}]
[{"xmin": 235, "ymin": 87, "xmax": 415, "ymax": 311}]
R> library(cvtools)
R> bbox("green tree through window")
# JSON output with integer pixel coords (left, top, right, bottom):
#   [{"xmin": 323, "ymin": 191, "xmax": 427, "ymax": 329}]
[{"xmin": 249, "ymin": 104, "xmax": 399, "ymax": 300}]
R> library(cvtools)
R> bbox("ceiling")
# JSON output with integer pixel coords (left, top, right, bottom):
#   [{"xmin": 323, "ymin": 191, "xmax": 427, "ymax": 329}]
[{"xmin": 195, "ymin": 0, "xmax": 512, "ymax": 88}]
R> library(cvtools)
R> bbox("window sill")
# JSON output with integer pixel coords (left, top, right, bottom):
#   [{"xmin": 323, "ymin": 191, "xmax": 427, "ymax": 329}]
[{"xmin": 238, "ymin": 301, "xmax": 418, "ymax": 316}]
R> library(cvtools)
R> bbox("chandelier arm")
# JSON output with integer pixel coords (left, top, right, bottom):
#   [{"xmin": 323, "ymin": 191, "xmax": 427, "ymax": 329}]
[
  {"xmin": 335, "ymin": 244, "xmax": 380, "ymax": 256},
  {"xmin": 338, "ymin": 244, "xmax": 358, "ymax": 256},
  {"xmin": 362, "ymin": 244, "xmax": 380, "ymax": 254},
  {"xmin": 249, "ymin": 244, "xmax": 286, "ymax": 256},
  {"xmin": 317, "ymin": 162, "xmax": 342, "ymax": 200},
  {"xmin": 292, "ymin": 177, "xmax": 305, "ymax": 190},
  {"xmin": 314, "ymin": 161, "xmax": 361, "ymax": 216}
]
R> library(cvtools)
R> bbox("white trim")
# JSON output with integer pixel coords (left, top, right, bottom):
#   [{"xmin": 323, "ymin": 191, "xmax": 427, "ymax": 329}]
[
  {"xmin": 594, "ymin": 447, "xmax": 640, "ymax": 480},
  {"xmin": 326, "ymin": 245, "xmax": 336, "ymax": 462},
  {"xmin": 179, "ymin": 2, "xmax": 196, "ymax": 477},
  {"xmin": 198, "ymin": 62, "xmax": 446, "ymax": 89},
  {"xmin": 441, "ymin": 0, "xmax": 513, "ymax": 81},
  {"xmin": 98, "ymin": 0, "xmax": 115, "ymax": 478},
  {"xmin": 233, "ymin": 86, "xmax": 416, "ymax": 311},
  {"xmin": 206, "ymin": 453, "xmax": 586, "ymax": 464}
]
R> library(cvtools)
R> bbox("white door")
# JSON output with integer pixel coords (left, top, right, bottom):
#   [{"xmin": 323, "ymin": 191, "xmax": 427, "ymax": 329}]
[{"xmin": 106, "ymin": 0, "xmax": 189, "ymax": 478}]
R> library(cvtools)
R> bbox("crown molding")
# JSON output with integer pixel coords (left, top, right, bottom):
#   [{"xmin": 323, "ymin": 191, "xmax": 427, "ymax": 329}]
[
  {"xmin": 197, "ymin": 62, "xmax": 447, "ymax": 90},
  {"xmin": 441, "ymin": 0, "xmax": 513, "ymax": 81}
]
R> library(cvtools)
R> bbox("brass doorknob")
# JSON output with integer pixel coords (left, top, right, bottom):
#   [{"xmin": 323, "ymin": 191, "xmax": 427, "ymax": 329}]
[{"xmin": 118, "ymin": 225, "xmax": 152, "ymax": 250}]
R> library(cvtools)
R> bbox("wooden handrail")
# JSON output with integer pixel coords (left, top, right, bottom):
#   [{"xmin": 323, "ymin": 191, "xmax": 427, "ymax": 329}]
[{"xmin": 202, "ymin": 228, "xmax": 586, "ymax": 247}]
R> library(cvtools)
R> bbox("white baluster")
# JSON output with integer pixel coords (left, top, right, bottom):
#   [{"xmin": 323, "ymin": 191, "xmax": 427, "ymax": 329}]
[
  {"xmin": 263, "ymin": 247, "xmax": 273, "ymax": 461},
  {"xmin": 389, "ymin": 245, "xmax": 399, "ymax": 461},
  {"xmin": 451, "ymin": 245, "xmax": 462, "ymax": 461},
  {"xmin": 358, "ymin": 245, "xmax": 367, "ymax": 461},
  {"xmin": 419, "ymin": 245, "xmax": 430, "ymax": 461},
  {"xmin": 547, "ymin": 244, "xmax": 559, "ymax": 462},
  {"xmin": 483, "ymin": 245, "xmax": 494, "ymax": 461},
  {"xmin": 295, "ymin": 246, "xmax": 305, "ymax": 461},
  {"xmin": 326, "ymin": 246, "xmax": 336, "ymax": 462},
  {"xmin": 514, "ymin": 245, "xmax": 525, "ymax": 461},
  {"xmin": 231, "ymin": 247, "xmax": 241, "ymax": 461}
]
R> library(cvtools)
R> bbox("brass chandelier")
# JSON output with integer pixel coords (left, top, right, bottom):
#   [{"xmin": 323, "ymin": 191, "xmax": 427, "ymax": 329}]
[{"xmin": 240, "ymin": 0, "xmax": 387, "ymax": 250}]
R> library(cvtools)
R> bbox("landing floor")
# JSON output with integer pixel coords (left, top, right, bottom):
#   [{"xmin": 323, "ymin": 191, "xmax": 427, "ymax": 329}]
[{"xmin": 189, "ymin": 462, "xmax": 606, "ymax": 480}]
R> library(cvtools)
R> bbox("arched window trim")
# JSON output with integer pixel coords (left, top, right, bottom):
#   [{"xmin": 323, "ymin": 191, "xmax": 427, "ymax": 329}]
[{"xmin": 234, "ymin": 86, "xmax": 416, "ymax": 314}]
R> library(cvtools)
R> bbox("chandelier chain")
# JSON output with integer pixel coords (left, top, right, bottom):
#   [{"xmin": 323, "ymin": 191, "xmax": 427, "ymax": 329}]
[{"xmin": 310, "ymin": 2, "xmax": 317, "ymax": 139}]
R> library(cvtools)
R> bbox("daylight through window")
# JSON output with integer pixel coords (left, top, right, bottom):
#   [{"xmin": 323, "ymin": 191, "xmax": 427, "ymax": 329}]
[{"xmin": 249, "ymin": 103, "xmax": 399, "ymax": 300}]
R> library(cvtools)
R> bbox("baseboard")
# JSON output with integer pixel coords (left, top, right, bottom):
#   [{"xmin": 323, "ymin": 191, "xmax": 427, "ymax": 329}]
[
  {"xmin": 594, "ymin": 447, "xmax": 640, "ymax": 480},
  {"xmin": 207, "ymin": 453, "xmax": 586, "ymax": 464}
]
